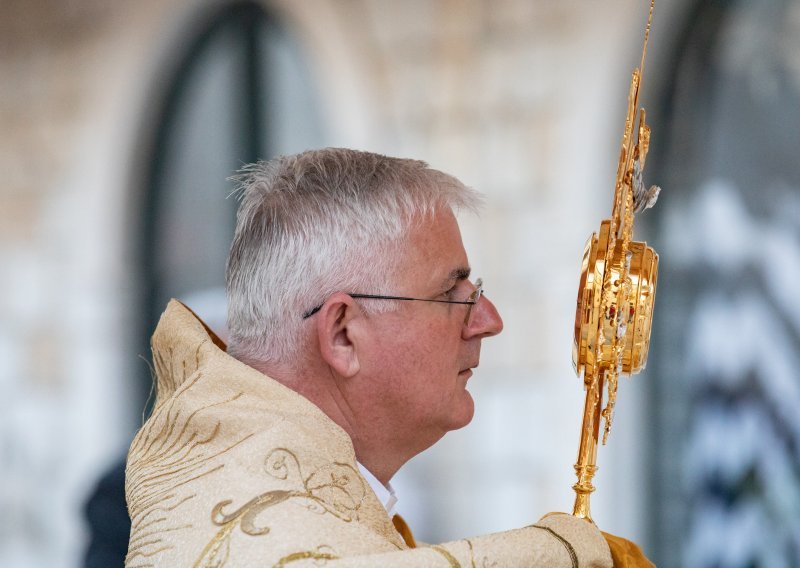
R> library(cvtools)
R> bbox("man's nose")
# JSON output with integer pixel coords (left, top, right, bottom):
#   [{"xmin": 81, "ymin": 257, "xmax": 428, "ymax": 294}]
[{"xmin": 463, "ymin": 295, "xmax": 503, "ymax": 339}]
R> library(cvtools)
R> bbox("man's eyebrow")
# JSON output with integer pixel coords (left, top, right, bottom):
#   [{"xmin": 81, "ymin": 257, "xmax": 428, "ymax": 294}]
[{"xmin": 440, "ymin": 267, "xmax": 471, "ymax": 288}]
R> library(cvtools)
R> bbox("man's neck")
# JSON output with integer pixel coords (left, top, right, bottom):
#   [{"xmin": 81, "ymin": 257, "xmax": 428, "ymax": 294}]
[
  {"xmin": 299, "ymin": 376, "xmax": 406, "ymax": 485},
  {"xmin": 245, "ymin": 358, "xmax": 416, "ymax": 486}
]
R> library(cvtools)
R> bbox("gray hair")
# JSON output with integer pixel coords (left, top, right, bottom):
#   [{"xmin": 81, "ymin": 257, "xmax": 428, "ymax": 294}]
[{"xmin": 225, "ymin": 147, "xmax": 481, "ymax": 364}]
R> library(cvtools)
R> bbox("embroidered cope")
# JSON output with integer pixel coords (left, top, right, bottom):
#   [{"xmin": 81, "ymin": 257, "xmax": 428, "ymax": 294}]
[{"xmin": 125, "ymin": 300, "xmax": 613, "ymax": 567}]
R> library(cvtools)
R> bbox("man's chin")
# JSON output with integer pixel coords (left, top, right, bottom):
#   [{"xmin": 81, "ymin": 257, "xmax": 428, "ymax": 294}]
[{"xmin": 448, "ymin": 392, "xmax": 475, "ymax": 431}]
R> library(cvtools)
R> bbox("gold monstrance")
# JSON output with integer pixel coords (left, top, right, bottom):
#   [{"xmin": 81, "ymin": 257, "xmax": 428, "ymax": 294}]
[{"xmin": 570, "ymin": 0, "xmax": 660, "ymax": 523}]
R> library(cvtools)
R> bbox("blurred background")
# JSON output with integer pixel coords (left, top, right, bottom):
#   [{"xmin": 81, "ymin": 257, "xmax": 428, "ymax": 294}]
[{"xmin": 2, "ymin": 0, "xmax": 799, "ymax": 566}]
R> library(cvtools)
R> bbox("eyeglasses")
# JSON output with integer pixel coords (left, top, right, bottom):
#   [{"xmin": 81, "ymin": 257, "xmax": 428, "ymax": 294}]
[{"xmin": 302, "ymin": 278, "xmax": 484, "ymax": 325}]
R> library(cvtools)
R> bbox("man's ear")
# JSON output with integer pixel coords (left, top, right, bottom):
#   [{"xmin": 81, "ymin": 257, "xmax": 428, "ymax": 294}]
[{"xmin": 316, "ymin": 293, "xmax": 363, "ymax": 378}]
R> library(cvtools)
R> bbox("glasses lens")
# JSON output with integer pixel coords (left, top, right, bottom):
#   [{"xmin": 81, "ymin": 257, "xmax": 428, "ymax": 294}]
[{"xmin": 463, "ymin": 278, "xmax": 483, "ymax": 326}]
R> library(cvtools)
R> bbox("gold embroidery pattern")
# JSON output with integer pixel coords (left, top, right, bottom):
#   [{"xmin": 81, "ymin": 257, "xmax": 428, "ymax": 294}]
[
  {"xmin": 465, "ymin": 539, "xmax": 498, "ymax": 568},
  {"xmin": 466, "ymin": 539, "xmax": 476, "ymax": 568},
  {"xmin": 193, "ymin": 448, "xmax": 366, "ymax": 567},
  {"xmin": 531, "ymin": 525, "xmax": 578, "ymax": 568},
  {"xmin": 430, "ymin": 545, "xmax": 462, "ymax": 568},
  {"xmin": 126, "ymin": 340, "xmax": 254, "ymax": 568},
  {"xmin": 272, "ymin": 546, "xmax": 340, "ymax": 567}
]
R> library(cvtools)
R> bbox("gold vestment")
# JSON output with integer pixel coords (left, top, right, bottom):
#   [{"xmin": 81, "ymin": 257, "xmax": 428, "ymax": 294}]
[{"xmin": 125, "ymin": 300, "xmax": 613, "ymax": 567}]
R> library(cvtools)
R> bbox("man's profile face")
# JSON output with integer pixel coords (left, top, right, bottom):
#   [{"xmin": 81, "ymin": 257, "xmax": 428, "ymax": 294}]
[{"xmin": 358, "ymin": 207, "xmax": 503, "ymax": 450}]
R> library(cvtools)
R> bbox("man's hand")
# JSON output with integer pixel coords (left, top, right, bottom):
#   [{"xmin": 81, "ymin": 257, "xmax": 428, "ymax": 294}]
[{"xmin": 601, "ymin": 532, "xmax": 655, "ymax": 567}]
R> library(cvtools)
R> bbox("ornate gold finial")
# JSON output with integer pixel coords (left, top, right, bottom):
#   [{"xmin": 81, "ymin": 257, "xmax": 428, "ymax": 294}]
[{"xmin": 570, "ymin": 0, "xmax": 660, "ymax": 523}]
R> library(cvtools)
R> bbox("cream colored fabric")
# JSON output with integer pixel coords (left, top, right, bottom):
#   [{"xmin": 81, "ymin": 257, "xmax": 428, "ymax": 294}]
[
  {"xmin": 125, "ymin": 300, "xmax": 612, "ymax": 567},
  {"xmin": 357, "ymin": 462, "xmax": 398, "ymax": 516}
]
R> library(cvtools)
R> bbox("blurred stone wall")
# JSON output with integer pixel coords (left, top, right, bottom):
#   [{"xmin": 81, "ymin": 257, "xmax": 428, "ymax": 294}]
[
  {"xmin": 0, "ymin": 0, "xmax": 678, "ymax": 565},
  {"xmin": 1, "ymin": 1, "xmax": 166, "ymax": 565}
]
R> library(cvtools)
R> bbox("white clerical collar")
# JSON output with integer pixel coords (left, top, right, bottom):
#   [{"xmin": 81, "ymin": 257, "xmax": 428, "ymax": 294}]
[{"xmin": 357, "ymin": 462, "xmax": 398, "ymax": 517}]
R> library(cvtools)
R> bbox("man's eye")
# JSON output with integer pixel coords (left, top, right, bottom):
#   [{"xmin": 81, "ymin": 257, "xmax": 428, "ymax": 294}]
[{"xmin": 443, "ymin": 286, "xmax": 457, "ymax": 299}]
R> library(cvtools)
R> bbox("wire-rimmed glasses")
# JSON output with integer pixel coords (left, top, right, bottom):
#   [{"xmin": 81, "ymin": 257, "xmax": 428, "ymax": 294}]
[{"xmin": 302, "ymin": 278, "xmax": 484, "ymax": 325}]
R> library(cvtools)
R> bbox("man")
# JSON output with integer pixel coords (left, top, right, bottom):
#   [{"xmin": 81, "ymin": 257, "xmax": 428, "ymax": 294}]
[{"xmin": 125, "ymin": 148, "xmax": 651, "ymax": 566}]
